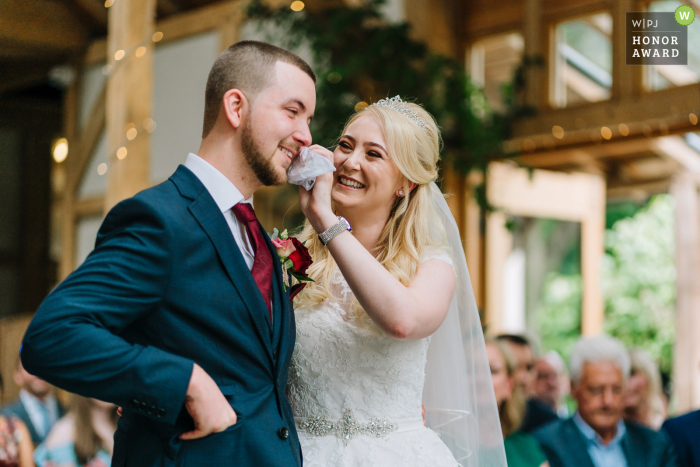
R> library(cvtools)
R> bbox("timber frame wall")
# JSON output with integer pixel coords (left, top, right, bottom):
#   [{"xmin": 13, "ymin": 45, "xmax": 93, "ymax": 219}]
[{"xmin": 457, "ymin": 0, "xmax": 700, "ymax": 412}]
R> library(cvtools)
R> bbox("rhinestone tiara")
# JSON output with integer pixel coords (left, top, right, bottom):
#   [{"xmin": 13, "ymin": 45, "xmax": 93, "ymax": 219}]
[{"xmin": 368, "ymin": 96, "xmax": 427, "ymax": 133}]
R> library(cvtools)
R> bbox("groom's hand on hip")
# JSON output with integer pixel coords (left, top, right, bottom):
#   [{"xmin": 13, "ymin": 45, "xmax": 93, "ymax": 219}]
[{"xmin": 180, "ymin": 363, "xmax": 237, "ymax": 440}]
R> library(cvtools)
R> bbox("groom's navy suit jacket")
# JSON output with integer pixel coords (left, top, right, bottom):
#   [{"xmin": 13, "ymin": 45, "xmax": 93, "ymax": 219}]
[{"xmin": 21, "ymin": 166, "xmax": 301, "ymax": 467}]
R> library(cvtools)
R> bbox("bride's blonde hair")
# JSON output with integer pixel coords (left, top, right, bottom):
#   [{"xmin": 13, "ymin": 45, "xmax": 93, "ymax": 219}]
[{"xmin": 293, "ymin": 101, "xmax": 447, "ymax": 312}]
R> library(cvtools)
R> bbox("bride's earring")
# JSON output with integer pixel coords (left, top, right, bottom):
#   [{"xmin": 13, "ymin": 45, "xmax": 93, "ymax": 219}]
[{"xmin": 398, "ymin": 190, "xmax": 404, "ymax": 197}]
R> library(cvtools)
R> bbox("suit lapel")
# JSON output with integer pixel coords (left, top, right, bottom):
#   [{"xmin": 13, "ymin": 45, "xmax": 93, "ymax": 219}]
[
  {"xmin": 185, "ymin": 178, "xmax": 273, "ymax": 356},
  {"xmin": 260, "ymin": 225, "xmax": 293, "ymax": 371},
  {"xmin": 562, "ymin": 419, "xmax": 597, "ymax": 467},
  {"xmin": 621, "ymin": 423, "xmax": 643, "ymax": 467}
]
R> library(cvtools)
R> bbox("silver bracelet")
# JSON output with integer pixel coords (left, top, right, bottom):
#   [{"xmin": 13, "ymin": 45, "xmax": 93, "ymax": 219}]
[{"xmin": 319, "ymin": 216, "xmax": 352, "ymax": 246}]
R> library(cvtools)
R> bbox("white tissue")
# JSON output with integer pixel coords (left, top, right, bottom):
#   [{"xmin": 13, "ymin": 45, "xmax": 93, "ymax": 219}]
[{"xmin": 287, "ymin": 146, "xmax": 336, "ymax": 190}]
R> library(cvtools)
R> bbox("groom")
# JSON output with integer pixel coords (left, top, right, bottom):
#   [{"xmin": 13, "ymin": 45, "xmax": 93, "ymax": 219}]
[{"xmin": 21, "ymin": 41, "xmax": 315, "ymax": 466}]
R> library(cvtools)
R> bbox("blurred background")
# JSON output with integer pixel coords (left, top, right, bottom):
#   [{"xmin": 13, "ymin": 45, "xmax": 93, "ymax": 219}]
[{"xmin": 0, "ymin": 0, "xmax": 698, "ymax": 419}]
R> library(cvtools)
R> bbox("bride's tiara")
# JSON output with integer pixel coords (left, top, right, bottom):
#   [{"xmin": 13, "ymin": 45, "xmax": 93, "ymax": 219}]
[{"xmin": 368, "ymin": 96, "xmax": 427, "ymax": 133}]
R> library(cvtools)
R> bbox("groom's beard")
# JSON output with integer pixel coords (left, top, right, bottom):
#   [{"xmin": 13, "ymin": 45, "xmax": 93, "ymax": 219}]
[{"xmin": 241, "ymin": 118, "xmax": 286, "ymax": 187}]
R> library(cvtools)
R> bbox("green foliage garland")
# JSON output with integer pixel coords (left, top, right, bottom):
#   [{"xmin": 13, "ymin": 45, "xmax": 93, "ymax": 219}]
[{"xmin": 246, "ymin": 0, "xmax": 507, "ymax": 180}]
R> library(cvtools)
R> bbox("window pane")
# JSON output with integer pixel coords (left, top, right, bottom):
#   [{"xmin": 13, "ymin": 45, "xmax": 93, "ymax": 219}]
[
  {"xmin": 469, "ymin": 32, "xmax": 524, "ymax": 113},
  {"xmin": 645, "ymin": 1, "xmax": 700, "ymax": 90},
  {"xmin": 552, "ymin": 13, "xmax": 613, "ymax": 108}
]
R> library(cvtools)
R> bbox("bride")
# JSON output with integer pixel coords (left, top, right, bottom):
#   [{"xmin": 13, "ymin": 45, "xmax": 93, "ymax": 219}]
[{"xmin": 291, "ymin": 96, "xmax": 507, "ymax": 466}]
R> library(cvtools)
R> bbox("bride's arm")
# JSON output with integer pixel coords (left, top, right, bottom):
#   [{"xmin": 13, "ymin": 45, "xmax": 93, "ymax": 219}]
[{"xmin": 299, "ymin": 148, "xmax": 455, "ymax": 341}]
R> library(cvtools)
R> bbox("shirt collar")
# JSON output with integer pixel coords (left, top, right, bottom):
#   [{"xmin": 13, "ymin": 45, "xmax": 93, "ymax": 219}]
[
  {"xmin": 573, "ymin": 411, "xmax": 626, "ymax": 447},
  {"xmin": 184, "ymin": 153, "xmax": 253, "ymax": 212}
]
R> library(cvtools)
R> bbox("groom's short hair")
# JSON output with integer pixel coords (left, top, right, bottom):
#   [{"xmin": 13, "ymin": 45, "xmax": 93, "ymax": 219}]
[{"xmin": 202, "ymin": 40, "xmax": 316, "ymax": 138}]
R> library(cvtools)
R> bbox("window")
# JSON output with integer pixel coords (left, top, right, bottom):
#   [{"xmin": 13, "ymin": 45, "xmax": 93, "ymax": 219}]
[
  {"xmin": 644, "ymin": 1, "xmax": 700, "ymax": 91},
  {"xmin": 551, "ymin": 13, "xmax": 613, "ymax": 108},
  {"xmin": 468, "ymin": 32, "xmax": 524, "ymax": 113}
]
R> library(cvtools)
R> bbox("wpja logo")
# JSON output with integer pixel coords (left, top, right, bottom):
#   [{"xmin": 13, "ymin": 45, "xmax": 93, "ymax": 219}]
[{"xmin": 626, "ymin": 12, "xmax": 689, "ymax": 65}]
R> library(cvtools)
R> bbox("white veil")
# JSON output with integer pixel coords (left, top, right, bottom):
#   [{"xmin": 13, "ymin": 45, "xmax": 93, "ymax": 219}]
[{"xmin": 423, "ymin": 182, "xmax": 507, "ymax": 467}]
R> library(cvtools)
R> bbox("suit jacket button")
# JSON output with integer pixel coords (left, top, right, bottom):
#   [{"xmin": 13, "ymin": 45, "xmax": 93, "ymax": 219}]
[{"xmin": 277, "ymin": 427, "xmax": 289, "ymax": 440}]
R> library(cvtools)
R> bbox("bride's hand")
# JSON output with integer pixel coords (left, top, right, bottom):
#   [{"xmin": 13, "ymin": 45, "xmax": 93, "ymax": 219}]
[{"xmin": 299, "ymin": 145, "xmax": 337, "ymax": 233}]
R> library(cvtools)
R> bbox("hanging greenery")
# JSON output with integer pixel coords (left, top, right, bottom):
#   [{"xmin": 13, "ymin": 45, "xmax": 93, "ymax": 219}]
[{"xmin": 246, "ymin": 0, "xmax": 509, "ymax": 185}]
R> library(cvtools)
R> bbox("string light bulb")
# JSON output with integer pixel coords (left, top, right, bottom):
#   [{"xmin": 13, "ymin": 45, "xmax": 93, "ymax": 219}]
[
  {"xmin": 52, "ymin": 138, "xmax": 68, "ymax": 163},
  {"xmin": 152, "ymin": 32, "xmax": 164, "ymax": 42},
  {"xmin": 104, "ymin": 0, "xmax": 114, "ymax": 7},
  {"xmin": 117, "ymin": 147, "xmax": 127, "ymax": 160},
  {"xmin": 601, "ymin": 126, "xmax": 612, "ymax": 140},
  {"xmin": 126, "ymin": 128, "xmax": 138, "ymax": 140},
  {"xmin": 691, "ymin": 113, "xmax": 698, "ymax": 125},
  {"xmin": 291, "ymin": 1, "xmax": 305, "ymax": 11},
  {"xmin": 551, "ymin": 125, "xmax": 564, "ymax": 139},
  {"xmin": 97, "ymin": 163, "xmax": 108, "ymax": 175},
  {"xmin": 619, "ymin": 123, "xmax": 629, "ymax": 136},
  {"xmin": 114, "ymin": 50, "xmax": 125, "ymax": 61},
  {"xmin": 135, "ymin": 46, "xmax": 147, "ymax": 57}
]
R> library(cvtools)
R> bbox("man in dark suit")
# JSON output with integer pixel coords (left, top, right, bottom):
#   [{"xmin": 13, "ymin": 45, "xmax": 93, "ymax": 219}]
[
  {"xmin": 662, "ymin": 409, "xmax": 700, "ymax": 467},
  {"xmin": 534, "ymin": 335, "xmax": 677, "ymax": 467},
  {"xmin": 21, "ymin": 41, "xmax": 316, "ymax": 466},
  {"xmin": 0, "ymin": 357, "xmax": 65, "ymax": 444}
]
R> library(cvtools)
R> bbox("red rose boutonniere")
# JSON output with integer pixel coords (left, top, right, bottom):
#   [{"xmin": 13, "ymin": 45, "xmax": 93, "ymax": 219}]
[{"xmin": 269, "ymin": 228, "xmax": 314, "ymax": 300}]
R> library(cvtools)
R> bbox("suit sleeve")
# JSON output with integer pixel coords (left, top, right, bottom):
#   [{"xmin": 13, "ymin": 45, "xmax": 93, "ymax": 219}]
[
  {"xmin": 659, "ymin": 429, "xmax": 681, "ymax": 467},
  {"xmin": 21, "ymin": 197, "xmax": 193, "ymax": 425}
]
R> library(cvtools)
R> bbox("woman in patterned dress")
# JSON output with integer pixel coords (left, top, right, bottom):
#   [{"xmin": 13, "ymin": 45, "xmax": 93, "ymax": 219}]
[{"xmin": 0, "ymin": 374, "xmax": 33, "ymax": 467}]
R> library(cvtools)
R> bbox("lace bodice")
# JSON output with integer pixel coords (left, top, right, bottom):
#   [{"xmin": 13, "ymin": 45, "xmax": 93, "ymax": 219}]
[{"xmin": 288, "ymin": 251, "xmax": 453, "ymax": 423}]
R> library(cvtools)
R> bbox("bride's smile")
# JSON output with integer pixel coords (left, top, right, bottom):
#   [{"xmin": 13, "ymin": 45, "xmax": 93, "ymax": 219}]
[{"xmin": 331, "ymin": 115, "xmax": 406, "ymax": 215}]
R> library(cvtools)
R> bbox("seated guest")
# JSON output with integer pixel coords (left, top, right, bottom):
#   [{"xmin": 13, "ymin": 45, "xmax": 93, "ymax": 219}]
[
  {"xmin": 624, "ymin": 348, "xmax": 666, "ymax": 429},
  {"xmin": 486, "ymin": 338, "xmax": 549, "ymax": 467},
  {"xmin": 0, "ymin": 373, "xmax": 34, "ymax": 467},
  {"xmin": 1, "ymin": 356, "xmax": 65, "ymax": 445},
  {"xmin": 534, "ymin": 335, "xmax": 678, "ymax": 467},
  {"xmin": 534, "ymin": 351, "xmax": 570, "ymax": 418},
  {"xmin": 497, "ymin": 334, "xmax": 558, "ymax": 432},
  {"xmin": 34, "ymin": 396, "xmax": 117, "ymax": 467},
  {"xmin": 662, "ymin": 408, "xmax": 700, "ymax": 467}
]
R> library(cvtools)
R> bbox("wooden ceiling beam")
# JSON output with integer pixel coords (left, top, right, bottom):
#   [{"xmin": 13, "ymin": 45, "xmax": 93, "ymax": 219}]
[
  {"xmin": 157, "ymin": 0, "xmax": 183, "ymax": 17},
  {"xmin": 61, "ymin": 0, "xmax": 108, "ymax": 31},
  {"xmin": 511, "ymin": 83, "xmax": 700, "ymax": 139},
  {"xmin": 0, "ymin": 0, "xmax": 90, "ymax": 58}
]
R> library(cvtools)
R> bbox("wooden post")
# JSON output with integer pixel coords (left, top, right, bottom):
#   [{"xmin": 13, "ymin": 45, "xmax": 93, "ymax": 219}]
[
  {"xmin": 611, "ymin": 0, "xmax": 640, "ymax": 101},
  {"xmin": 670, "ymin": 173, "xmax": 700, "ymax": 412},
  {"xmin": 522, "ymin": 0, "xmax": 543, "ymax": 110},
  {"xmin": 465, "ymin": 171, "xmax": 484, "ymax": 309},
  {"xmin": 581, "ymin": 176, "xmax": 606, "ymax": 335},
  {"xmin": 485, "ymin": 210, "xmax": 514, "ymax": 334},
  {"xmin": 105, "ymin": 0, "xmax": 157, "ymax": 211},
  {"xmin": 58, "ymin": 63, "xmax": 80, "ymax": 281}
]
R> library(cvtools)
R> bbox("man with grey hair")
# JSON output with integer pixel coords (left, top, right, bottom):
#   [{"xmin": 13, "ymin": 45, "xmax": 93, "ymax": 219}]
[{"xmin": 534, "ymin": 335, "xmax": 678, "ymax": 467}]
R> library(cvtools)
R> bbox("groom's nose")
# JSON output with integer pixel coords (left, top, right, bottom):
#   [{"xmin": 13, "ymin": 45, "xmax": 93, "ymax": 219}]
[{"xmin": 293, "ymin": 121, "xmax": 312, "ymax": 147}]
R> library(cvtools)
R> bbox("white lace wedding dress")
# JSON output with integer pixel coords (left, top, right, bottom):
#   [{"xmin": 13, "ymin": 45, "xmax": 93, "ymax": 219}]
[{"xmin": 288, "ymin": 252, "xmax": 459, "ymax": 466}]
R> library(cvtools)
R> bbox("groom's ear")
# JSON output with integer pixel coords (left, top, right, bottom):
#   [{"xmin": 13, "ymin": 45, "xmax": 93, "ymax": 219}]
[{"xmin": 222, "ymin": 89, "xmax": 246, "ymax": 130}]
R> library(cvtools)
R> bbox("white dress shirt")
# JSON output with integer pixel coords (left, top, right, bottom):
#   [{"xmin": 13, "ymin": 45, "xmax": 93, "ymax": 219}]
[
  {"xmin": 184, "ymin": 153, "xmax": 255, "ymax": 270},
  {"xmin": 19, "ymin": 389, "xmax": 59, "ymax": 440}
]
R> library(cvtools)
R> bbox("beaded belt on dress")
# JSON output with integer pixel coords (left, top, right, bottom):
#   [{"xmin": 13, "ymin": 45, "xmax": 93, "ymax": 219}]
[{"xmin": 294, "ymin": 409, "xmax": 423, "ymax": 445}]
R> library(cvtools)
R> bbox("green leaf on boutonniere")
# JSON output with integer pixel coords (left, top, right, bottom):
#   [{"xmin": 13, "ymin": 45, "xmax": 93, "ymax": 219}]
[
  {"xmin": 291, "ymin": 272, "xmax": 315, "ymax": 282},
  {"xmin": 270, "ymin": 227, "xmax": 279, "ymax": 241},
  {"xmin": 280, "ymin": 229, "xmax": 289, "ymax": 240},
  {"xmin": 284, "ymin": 259, "xmax": 293, "ymax": 269}
]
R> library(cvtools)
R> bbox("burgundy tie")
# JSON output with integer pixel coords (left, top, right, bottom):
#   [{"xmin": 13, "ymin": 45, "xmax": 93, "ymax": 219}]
[{"xmin": 232, "ymin": 203, "xmax": 273, "ymax": 323}]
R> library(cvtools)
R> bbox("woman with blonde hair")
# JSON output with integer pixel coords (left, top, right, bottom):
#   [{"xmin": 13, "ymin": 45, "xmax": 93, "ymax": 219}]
[
  {"xmin": 485, "ymin": 338, "xmax": 548, "ymax": 467},
  {"xmin": 34, "ymin": 396, "xmax": 117, "ymax": 467},
  {"xmin": 624, "ymin": 348, "xmax": 666, "ymax": 430},
  {"xmin": 288, "ymin": 97, "xmax": 506, "ymax": 466}
]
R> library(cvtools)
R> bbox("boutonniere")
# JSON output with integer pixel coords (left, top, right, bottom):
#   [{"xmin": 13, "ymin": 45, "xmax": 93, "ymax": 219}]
[{"xmin": 269, "ymin": 228, "xmax": 314, "ymax": 300}]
